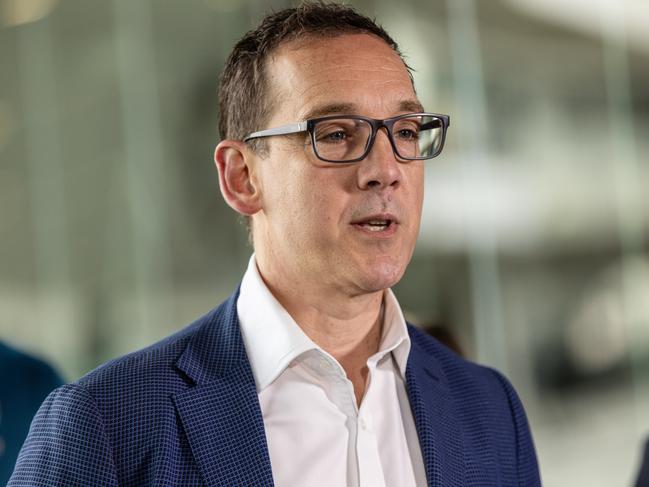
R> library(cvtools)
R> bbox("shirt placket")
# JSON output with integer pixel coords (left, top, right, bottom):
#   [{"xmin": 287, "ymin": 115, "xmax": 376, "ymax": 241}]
[
  {"xmin": 356, "ymin": 406, "xmax": 387, "ymax": 487},
  {"xmin": 316, "ymin": 353, "xmax": 388, "ymax": 487}
]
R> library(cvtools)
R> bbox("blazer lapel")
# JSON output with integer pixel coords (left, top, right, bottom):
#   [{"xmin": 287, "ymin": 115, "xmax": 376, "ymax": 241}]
[
  {"xmin": 406, "ymin": 330, "xmax": 466, "ymax": 487},
  {"xmin": 172, "ymin": 291, "xmax": 274, "ymax": 486}
]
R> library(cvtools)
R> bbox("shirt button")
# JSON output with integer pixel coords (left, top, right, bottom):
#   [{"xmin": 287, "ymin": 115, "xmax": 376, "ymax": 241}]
[{"xmin": 359, "ymin": 417, "xmax": 368, "ymax": 430}]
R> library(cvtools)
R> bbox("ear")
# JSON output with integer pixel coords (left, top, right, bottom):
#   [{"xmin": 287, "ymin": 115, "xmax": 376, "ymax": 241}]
[{"xmin": 214, "ymin": 140, "xmax": 262, "ymax": 216}]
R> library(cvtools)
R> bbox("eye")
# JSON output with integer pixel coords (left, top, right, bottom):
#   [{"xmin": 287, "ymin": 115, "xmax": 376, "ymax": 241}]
[
  {"xmin": 393, "ymin": 120, "xmax": 421, "ymax": 141},
  {"xmin": 314, "ymin": 120, "xmax": 358, "ymax": 144},
  {"xmin": 396, "ymin": 128, "xmax": 419, "ymax": 140},
  {"xmin": 320, "ymin": 129, "xmax": 347, "ymax": 143}
]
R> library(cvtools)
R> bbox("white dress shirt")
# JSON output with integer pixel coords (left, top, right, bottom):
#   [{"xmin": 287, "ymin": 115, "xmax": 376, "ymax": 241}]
[{"xmin": 237, "ymin": 255, "xmax": 427, "ymax": 487}]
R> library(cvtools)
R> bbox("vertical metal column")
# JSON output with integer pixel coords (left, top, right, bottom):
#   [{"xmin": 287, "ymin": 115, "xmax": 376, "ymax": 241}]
[
  {"xmin": 599, "ymin": 0, "xmax": 649, "ymax": 442},
  {"xmin": 446, "ymin": 0, "xmax": 508, "ymax": 372},
  {"xmin": 113, "ymin": 0, "xmax": 174, "ymax": 343},
  {"xmin": 17, "ymin": 15, "xmax": 73, "ymax": 358}
]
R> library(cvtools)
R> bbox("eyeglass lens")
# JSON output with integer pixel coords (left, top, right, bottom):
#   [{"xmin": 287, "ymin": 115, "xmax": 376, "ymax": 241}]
[{"xmin": 312, "ymin": 115, "xmax": 444, "ymax": 162}]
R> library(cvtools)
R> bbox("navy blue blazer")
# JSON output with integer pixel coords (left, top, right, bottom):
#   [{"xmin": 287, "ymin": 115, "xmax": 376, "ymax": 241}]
[{"xmin": 10, "ymin": 291, "xmax": 541, "ymax": 486}]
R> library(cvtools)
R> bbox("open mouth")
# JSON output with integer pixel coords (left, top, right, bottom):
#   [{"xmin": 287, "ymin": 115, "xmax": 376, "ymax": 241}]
[
  {"xmin": 356, "ymin": 219, "xmax": 393, "ymax": 232},
  {"xmin": 351, "ymin": 214, "xmax": 399, "ymax": 235}
]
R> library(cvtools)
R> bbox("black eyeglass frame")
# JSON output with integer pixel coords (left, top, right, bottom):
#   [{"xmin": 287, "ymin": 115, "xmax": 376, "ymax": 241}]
[{"xmin": 243, "ymin": 112, "xmax": 451, "ymax": 163}]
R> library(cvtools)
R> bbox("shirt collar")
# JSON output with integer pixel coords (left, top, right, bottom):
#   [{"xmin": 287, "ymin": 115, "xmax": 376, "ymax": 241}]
[
  {"xmin": 377, "ymin": 287, "xmax": 411, "ymax": 378},
  {"xmin": 237, "ymin": 254, "xmax": 411, "ymax": 392}
]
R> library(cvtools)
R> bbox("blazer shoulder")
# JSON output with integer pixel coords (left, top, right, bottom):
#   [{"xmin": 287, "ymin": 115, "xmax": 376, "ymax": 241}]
[
  {"xmin": 407, "ymin": 324, "xmax": 541, "ymax": 486},
  {"xmin": 11, "ymin": 295, "xmax": 240, "ymax": 487},
  {"xmin": 407, "ymin": 323, "xmax": 531, "ymax": 418},
  {"xmin": 76, "ymin": 303, "xmax": 225, "ymax": 394},
  {"xmin": 9, "ymin": 383, "xmax": 119, "ymax": 486},
  {"xmin": 407, "ymin": 323, "xmax": 506, "ymax": 388}
]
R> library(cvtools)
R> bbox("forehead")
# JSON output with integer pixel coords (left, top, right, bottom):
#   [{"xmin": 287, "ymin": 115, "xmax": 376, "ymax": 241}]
[{"xmin": 265, "ymin": 33, "xmax": 419, "ymax": 122}]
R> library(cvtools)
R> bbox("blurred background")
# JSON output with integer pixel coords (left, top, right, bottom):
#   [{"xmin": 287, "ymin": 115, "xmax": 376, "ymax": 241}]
[{"xmin": 1, "ymin": 0, "xmax": 648, "ymax": 484}]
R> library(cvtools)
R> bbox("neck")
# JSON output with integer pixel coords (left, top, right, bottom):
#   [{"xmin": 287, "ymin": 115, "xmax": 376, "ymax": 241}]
[
  {"xmin": 255, "ymin": 258, "xmax": 385, "ymax": 405},
  {"xmin": 260, "ymin": 268, "xmax": 385, "ymax": 359}
]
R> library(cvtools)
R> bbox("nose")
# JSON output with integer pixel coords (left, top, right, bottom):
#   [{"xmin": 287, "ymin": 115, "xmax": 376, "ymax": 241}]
[{"xmin": 356, "ymin": 129, "xmax": 401, "ymax": 190}]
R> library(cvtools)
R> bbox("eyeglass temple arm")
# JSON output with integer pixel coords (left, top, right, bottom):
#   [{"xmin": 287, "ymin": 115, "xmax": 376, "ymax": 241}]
[
  {"xmin": 243, "ymin": 121, "xmax": 308, "ymax": 141},
  {"xmin": 419, "ymin": 116, "xmax": 450, "ymax": 131}
]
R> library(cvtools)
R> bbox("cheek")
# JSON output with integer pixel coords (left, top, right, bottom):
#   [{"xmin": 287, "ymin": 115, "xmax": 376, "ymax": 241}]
[
  {"xmin": 292, "ymin": 176, "xmax": 344, "ymax": 238},
  {"xmin": 267, "ymin": 165, "xmax": 343, "ymax": 238},
  {"xmin": 405, "ymin": 165, "xmax": 425, "ymax": 211}
]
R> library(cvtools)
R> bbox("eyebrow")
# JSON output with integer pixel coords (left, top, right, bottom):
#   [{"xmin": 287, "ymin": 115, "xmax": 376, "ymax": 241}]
[
  {"xmin": 301, "ymin": 103, "xmax": 356, "ymax": 120},
  {"xmin": 300, "ymin": 99, "xmax": 425, "ymax": 121},
  {"xmin": 399, "ymin": 100, "xmax": 425, "ymax": 113}
]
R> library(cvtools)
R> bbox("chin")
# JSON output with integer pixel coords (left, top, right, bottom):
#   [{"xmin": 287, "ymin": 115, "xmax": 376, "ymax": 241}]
[{"xmin": 355, "ymin": 258, "xmax": 408, "ymax": 293}]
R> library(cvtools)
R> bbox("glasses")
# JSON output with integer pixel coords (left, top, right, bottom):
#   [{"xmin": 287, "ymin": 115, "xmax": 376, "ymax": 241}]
[{"xmin": 243, "ymin": 112, "xmax": 450, "ymax": 163}]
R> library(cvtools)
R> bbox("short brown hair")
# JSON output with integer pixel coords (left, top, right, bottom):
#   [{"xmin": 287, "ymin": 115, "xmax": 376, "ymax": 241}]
[{"xmin": 217, "ymin": 1, "xmax": 413, "ymax": 152}]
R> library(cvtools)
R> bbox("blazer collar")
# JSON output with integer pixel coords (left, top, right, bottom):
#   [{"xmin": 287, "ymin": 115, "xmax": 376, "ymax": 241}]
[
  {"xmin": 406, "ymin": 327, "xmax": 466, "ymax": 487},
  {"xmin": 174, "ymin": 290, "xmax": 248, "ymax": 385},
  {"xmin": 172, "ymin": 289, "xmax": 275, "ymax": 486}
]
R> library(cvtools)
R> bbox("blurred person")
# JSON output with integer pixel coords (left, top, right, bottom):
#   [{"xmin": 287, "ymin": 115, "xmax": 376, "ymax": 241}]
[
  {"xmin": 637, "ymin": 438, "xmax": 649, "ymax": 487},
  {"xmin": 10, "ymin": 3, "xmax": 541, "ymax": 486},
  {"xmin": 0, "ymin": 340, "xmax": 63, "ymax": 485}
]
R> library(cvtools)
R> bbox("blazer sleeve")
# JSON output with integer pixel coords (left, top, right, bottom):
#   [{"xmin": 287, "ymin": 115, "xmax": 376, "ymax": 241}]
[
  {"xmin": 8, "ymin": 383, "xmax": 118, "ymax": 487},
  {"xmin": 490, "ymin": 369, "xmax": 542, "ymax": 487}
]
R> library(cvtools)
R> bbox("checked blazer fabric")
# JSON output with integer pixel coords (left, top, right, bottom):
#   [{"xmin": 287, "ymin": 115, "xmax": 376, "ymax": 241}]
[{"xmin": 9, "ymin": 289, "xmax": 541, "ymax": 486}]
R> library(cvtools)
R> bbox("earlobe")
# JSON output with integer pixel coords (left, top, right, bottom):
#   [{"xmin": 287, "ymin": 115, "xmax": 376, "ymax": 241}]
[{"xmin": 214, "ymin": 140, "xmax": 262, "ymax": 216}]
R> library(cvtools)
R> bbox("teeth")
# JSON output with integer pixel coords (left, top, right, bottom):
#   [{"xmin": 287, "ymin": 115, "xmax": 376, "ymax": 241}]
[{"xmin": 360, "ymin": 220, "xmax": 390, "ymax": 231}]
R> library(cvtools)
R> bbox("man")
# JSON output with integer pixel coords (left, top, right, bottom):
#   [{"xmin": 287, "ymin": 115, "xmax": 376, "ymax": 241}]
[{"xmin": 10, "ymin": 3, "xmax": 541, "ymax": 486}]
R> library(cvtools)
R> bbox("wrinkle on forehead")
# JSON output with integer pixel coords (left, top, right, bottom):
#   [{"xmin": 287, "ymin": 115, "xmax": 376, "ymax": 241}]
[
  {"xmin": 265, "ymin": 34, "xmax": 417, "ymax": 122},
  {"xmin": 296, "ymin": 76, "xmax": 411, "ymax": 106}
]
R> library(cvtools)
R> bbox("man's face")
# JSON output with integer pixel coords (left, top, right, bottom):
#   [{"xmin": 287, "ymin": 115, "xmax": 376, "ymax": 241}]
[{"xmin": 252, "ymin": 33, "xmax": 424, "ymax": 297}]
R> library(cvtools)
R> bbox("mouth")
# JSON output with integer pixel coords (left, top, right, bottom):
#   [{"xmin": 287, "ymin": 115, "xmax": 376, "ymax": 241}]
[{"xmin": 351, "ymin": 214, "xmax": 399, "ymax": 235}]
